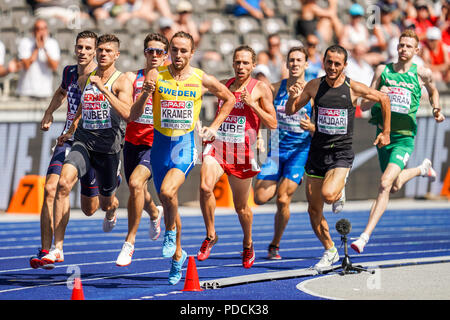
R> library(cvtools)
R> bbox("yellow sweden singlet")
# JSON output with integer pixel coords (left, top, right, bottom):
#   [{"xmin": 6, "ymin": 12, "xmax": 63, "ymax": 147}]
[{"xmin": 153, "ymin": 66, "xmax": 204, "ymax": 137}]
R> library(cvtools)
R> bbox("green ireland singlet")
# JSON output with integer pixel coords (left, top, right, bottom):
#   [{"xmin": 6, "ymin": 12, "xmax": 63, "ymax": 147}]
[{"xmin": 369, "ymin": 63, "xmax": 421, "ymax": 137}]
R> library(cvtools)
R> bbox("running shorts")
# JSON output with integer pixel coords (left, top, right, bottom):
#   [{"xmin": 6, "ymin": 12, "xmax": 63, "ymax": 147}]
[
  {"xmin": 47, "ymin": 140, "xmax": 99, "ymax": 197},
  {"xmin": 64, "ymin": 141, "xmax": 121, "ymax": 197},
  {"xmin": 150, "ymin": 130, "xmax": 197, "ymax": 193},
  {"xmin": 305, "ymin": 147, "xmax": 354, "ymax": 178}
]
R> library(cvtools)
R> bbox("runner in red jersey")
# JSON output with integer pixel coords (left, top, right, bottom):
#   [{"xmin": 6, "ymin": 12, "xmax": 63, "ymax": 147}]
[
  {"xmin": 197, "ymin": 45, "xmax": 277, "ymax": 268},
  {"xmin": 115, "ymin": 33, "xmax": 169, "ymax": 267}
]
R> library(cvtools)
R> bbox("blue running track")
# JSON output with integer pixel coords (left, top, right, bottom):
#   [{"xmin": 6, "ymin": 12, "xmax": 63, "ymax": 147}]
[{"xmin": 0, "ymin": 205, "xmax": 449, "ymax": 303}]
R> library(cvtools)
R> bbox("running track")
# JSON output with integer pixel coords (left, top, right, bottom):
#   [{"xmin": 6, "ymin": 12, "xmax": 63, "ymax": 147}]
[{"xmin": 0, "ymin": 202, "xmax": 449, "ymax": 304}]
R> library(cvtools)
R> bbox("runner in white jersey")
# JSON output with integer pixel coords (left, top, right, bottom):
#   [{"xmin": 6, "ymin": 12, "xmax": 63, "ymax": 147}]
[{"xmin": 41, "ymin": 34, "xmax": 133, "ymax": 266}]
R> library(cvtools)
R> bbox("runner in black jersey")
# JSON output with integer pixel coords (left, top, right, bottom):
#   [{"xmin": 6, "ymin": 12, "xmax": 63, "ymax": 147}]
[{"xmin": 286, "ymin": 44, "xmax": 391, "ymax": 272}]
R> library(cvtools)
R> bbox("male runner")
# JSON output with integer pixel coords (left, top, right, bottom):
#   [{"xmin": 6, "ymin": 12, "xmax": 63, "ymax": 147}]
[
  {"xmin": 29, "ymin": 30, "xmax": 100, "ymax": 270},
  {"xmin": 196, "ymin": 45, "xmax": 277, "ymax": 269},
  {"xmin": 285, "ymin": 44, "xmax": 391, "ymax": 272},
  {"xmin": 254, "ymin": 46, "xmax": 314, "ymax": 260},
  {"xmin": 40, "ymin": 34, "xmax": 133, "ymax": 266},
  {"xmin": 115, "ymin": 33, "xmax": 169, "ymax": 267},
  {"xmin": 135, "ymin": 31, "xmax": 235, "ymax": 284},
  {"xmin": 351, "ymin": 29, "xmax": 445, "ymax": 254}
]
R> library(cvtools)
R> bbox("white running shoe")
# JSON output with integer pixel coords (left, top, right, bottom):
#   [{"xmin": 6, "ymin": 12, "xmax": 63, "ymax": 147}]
[
  {"xmin": 314, "ymin": 247, "xmax": 339, "ymax": 272},
  {"xmin": 332, "ymin": 187, "xmax": 346, "ymax": 214},
  {"xmin": 351, "ymin": 233, "xmax": 369, "ymax": 254},
  {"xmin": 103, "ymin": 211, "xmax": 117, "ymax": 233},
  {"xmin": 419, "ymin": 158, "xmax": 437, "ymax": 182},
  {"xmin": 41, "ymin": 247, "xmax": 64, "ymax": 268},
  {"xmin": 116, "ymin": 242, "xmax": 134, "ymax": 267},
  {"xmin": 149, "ymin": 206, "xmax": 163, "ymax": 241}
]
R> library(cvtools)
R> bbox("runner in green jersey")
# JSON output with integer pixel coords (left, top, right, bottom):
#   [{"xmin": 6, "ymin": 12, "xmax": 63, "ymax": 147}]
[{"xmin": 351, "ymin": 29, "xmax": 446, "ymax": 254}]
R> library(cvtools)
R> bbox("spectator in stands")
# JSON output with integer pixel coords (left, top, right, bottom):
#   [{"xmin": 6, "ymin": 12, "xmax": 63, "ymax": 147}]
[
  {"xmin": 339, "ymin": 3, "xmax": 370, "ymax": 51},
  {"xmin": 421, "ymin": 26, "xmax": 450, "ymax": 82},
  {"xmin": 252, "ymin": 64, "xmax": 271, "ymax": 88},
  {"xmin": 158, "ymin": 17, "xmax": 175, "ymax": 42},
  {"xmin": 370, "ymin": 2, "xmax": 401, "ymax": 57},
  {"xmin": 345, "ymin": 42, "xmax": 374, "ymax": 87},
  {"xmin": 0, "ymin": 40, "xmax": 19, "ymax": 77},
  {"xmin": 16, "ymin": 19, "xmax": 60, "ymax": 99},
  {"xmin": 304, "ymin": 34, "xmax": 323, "ymax": 81},
  {"xmin": 84, "ymin": 0, "xmax": 114, "ymax": 21},
  {"xmin": 256, "ymin": 34, "xmax": 288, "ymax": 83},
  {"xmin": 232, "ymin": 0, "xmax": 274, "ymax": 20},
  {"xmin": 440, "ymin": 0, "xmax": 450, "ymax": 47},
  {"xmin": 115, "ymin": 0, "xmax": 175, "ymax": 25},
  {"xmin": 28, "ymin": 0, "xmax": 83, "ymax": 25},
  {"xmin": 409, "ymin": 0, "xmax": 439, "ymax": 41},
  {"xmin": 173, "ymin": 1, "xmax": 210, "ymax": 47},
  {"xmin": 295, "ymin": 0, "xmax": 342, "ymax": 45}
]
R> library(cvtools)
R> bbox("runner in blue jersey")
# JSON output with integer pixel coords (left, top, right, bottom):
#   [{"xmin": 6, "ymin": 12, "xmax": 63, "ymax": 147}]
[
  {"xmin": 29, "ymin": 31, "xmax": 101, "ymax": 270},
  {"xmin": 254, "ymin": 46, "xmax": 315, "ymax": 260}
]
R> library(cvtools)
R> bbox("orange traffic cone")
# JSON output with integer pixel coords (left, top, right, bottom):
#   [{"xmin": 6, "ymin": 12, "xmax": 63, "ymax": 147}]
[
  {"xmin": 71, "ymin": 277, "xmax": 85, "ymax": 300},
  {"xmin": 182, "ymin": 256, "xmax": 203, "ymax": 292}
]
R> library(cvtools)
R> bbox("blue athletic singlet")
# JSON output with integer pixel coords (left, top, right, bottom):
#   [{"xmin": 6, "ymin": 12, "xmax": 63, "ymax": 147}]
[{"xmin": 257, "ymin": 79, "xmax": 312, "ymax": 184}]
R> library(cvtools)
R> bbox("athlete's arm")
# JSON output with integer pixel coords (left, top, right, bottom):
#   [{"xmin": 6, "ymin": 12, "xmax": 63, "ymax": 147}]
[
  {"xmin": 89, "ymin": 73, "xmax": 133, "ymax": 120},
  {"xmin": 41, "ymin": 86, "xmax": 67, "ymax": 131},
  {"xmin": 418, "ymin": 66, "xmax": 446, "ymax": 123},
  {"xmin": 241, "ymin": 81, "xmax": 277, "ymax": 129},
  {"xmin": 351, "ymin": 80, "xmax": 391, "ymax": 148},
  {"xmin": 57, "ymin": 103, "xmax": 82, "ymax": 146},
  {"xmin": 129, "ymin": 68, "xmax": 157, "ymax": 122},
  {"xmin": 360, "ymin": 64, "xmax": 385, "ymax": 111},
  {"xmin": 285, "ymin": 79, "xmax": 315, "ymax": 115},
  {"xmin": 200, "ymin": 73, "xmax": 236, "ymax": 140}
]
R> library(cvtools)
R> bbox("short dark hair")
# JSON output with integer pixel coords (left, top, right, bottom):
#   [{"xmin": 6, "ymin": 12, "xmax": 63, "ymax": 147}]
[
  {"xmin": 144, "ymin": 33, "xmax": 169, "ymax": 52},
  {"xmin": 97, "ymin": 34, "xmax": 120, "ymax": 48},
  {"xmin": 233, "ymin": 45, "xmax": 256, "ymax": 64},
  {"xmin": 287, "ymin": 46, "xmax": 308, "ymax": 61},
  {"xmin": 76, "ymin": 30, "xmax": 97, "ymax": 44},
  {"xmin": 170, "ymin": 31, "xmax": 194, "ymax": 51},
  {"xmin": 323, "ymin": 44, "xmax": 348, "ymax": 63}
]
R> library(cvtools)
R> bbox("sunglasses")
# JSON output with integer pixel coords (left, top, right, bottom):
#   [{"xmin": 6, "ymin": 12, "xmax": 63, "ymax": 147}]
[
  {"xmin": 307, "ymin": 42, "xmax": 318, "ymax": 47},
  {"xmin": 144, "ymin": 47, "xmax": 166, "ymax": 56}
]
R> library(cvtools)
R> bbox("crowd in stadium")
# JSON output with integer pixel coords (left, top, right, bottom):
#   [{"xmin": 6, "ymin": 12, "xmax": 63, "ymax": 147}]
[{"xmin": 0, "ymin": 0, "xmax": 450, "ymax": 100}]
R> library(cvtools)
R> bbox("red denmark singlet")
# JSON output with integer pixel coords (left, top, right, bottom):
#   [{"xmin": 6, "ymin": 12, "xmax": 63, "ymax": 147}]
[
  {"xmin": 125, "ymin": 69, "xmax": 154, "ymax": 146},
  {"xmin": 204, "ymin": 77, "xmax": 261, "ymax": 179}
]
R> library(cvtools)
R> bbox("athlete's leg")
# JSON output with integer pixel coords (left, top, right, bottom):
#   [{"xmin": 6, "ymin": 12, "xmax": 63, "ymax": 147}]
[
  {"xmin": 80, "ymin": 195, "xmax": 99, "ymax": 216},
  {"xmin": 126, "ymin": 165, "xmax": 158, "ymax": 245},
  {"xmin": 362, "ymin": 162, "xmax": 402, "ymax": 237},
  {"xmin": 321, "ymin": 167, "xmax": 350, "ymax": 205},
  {"xmin": 53, "ymin": 163, "xmax": 79, "ymax": 250},
  {"xmin": 229, "ymin": 175, "xmax": 254, "ymax": 248},
  {"xmin": 271, "ymin": 177, "xmax": 298, "ymax": 247},
  {"xmin": 305, "ymin": 176, "xmax": 333, "ymax": 250},
  {"xmin": 199, "ymin": 155, "xmax": 224, "ymax": 240},
  {"xmin": 253, "ymin": 179, "xmax": 278, "ymax": 205},
  {"xmin": 159, "ymin": 168, "xmax": 185, "ymax": 260},
  {"xmin": 40, "ymin": 174, "xmax": 60, "ymax": 251}
]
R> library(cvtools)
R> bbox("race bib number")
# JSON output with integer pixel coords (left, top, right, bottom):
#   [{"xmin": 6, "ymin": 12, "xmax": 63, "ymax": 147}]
[
  {"xmin": 317, "ymin": 107, "xmax": 347, "ymax": 135},
  {"xmin": 276, "ymin": 104, "xmax": 305, "ymax": 133},
  {"xmin": 216, "ymin": 115, "xmax": 246, "ymax": 143},
  {"xmin": 387, "ymin": 87, "xmax": 411, "ymax": 114},
  {"xmin": 133, "ymin": 86, "xmax": 153, "ymax": 124},
  {"xmin": 135, "ymin": 104, "xmax": 153, "ymax": 124},
  {"xmin": 161, "ymin": 100, "xmax": 194, "ymax": 129},
  {"xmin": 82, "ymin": 86, "xmax": 112, "ymax": 130}
]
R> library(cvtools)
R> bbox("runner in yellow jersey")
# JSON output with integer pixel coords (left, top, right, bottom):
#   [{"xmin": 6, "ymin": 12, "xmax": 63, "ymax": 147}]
[{"xmin": 132, "ymin": 31, "xmax": 235, "ymax": 285}]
